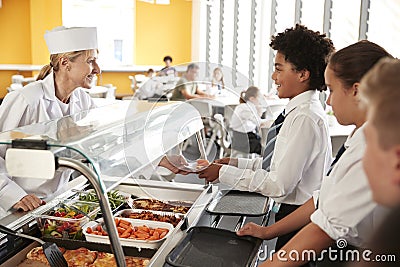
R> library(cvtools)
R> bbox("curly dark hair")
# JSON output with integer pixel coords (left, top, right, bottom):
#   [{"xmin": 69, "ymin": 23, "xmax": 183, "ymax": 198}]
[
  {"xmin": 163, "ymin": 55, "xmax": 173, "ymax": 62},
  {"xmin": 270, "ymin": 24, "xmax": 335, "ymax": 91}
]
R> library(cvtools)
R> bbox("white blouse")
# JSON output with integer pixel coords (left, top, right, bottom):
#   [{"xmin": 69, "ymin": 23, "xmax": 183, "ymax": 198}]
[
  {"xmin": 310, "ymin": 124, "xmax": 389, "ymax": 247},
  {"xmin": 219, "ymin": 90, "xmax": 332, "ymax": 205},
  {"xmin": 229, "ymin": 101, "xmax": 264, "ymax": 133}
]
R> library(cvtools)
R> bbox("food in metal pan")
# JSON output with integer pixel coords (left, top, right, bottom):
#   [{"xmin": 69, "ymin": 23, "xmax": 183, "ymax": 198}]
[
  {"xmin": 86, "ymin": 218, "xmax": 169, "ymax": 241},
  {"xmin": 118, "ymin": 210, "xmax": 182, "ymax": 227},
  {"xmin": 132, "ymin": 199, "xmax": 190, "ymax": 214},
  {"xmin": 78, "ymin": 190, "xmax": 127, "ymax": 210}
]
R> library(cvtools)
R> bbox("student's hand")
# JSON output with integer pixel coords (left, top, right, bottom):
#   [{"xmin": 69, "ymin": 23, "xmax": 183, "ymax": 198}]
[
  {"xmin": 214, "ymin": 157, "xmax": 238, "ymax": 167},
  {"xmin": 198, "ymin": 163, "xmax": 222, "ymax": 182},
  {"xmin": 158, "ymin": 155, "xmax": 191, "ymax": 175},
  {"xmin": 236, "ymin": 222, "xmax": 268, "ymax": 239},
  {"xmin": 12, "ymin": 194, "xmax": 45, "ymax": 212}
]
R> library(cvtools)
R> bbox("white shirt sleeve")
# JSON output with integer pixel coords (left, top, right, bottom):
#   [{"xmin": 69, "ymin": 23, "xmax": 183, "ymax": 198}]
[
  {"xmin": 0, "ymin": 156, "xmax": 27, "ymax": 210},
  {"xmin": 310, "ymin": 160, "xmax": 377, "ymax": 242},
  {"xmin": 229, "ymin": 104, "xmax": 260, "ymax": 133},
  {"xmin": 0, "ymin": 91, "xmax": 33, "ymax": 133},
  {"xmin": 219, "ymin": 115, "xmax": 321, "ymax": 199}
]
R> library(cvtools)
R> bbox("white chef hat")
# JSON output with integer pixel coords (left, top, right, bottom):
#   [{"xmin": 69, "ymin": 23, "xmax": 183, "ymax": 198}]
[{"xmin": 44, "ymin": 26, "xmax": 98, "ymax": 54}]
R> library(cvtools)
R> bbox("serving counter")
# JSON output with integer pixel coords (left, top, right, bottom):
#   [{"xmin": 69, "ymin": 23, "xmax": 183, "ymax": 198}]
[{"xmin": 0, "ymin": 100, "xmax": 270, "ymax": 267}]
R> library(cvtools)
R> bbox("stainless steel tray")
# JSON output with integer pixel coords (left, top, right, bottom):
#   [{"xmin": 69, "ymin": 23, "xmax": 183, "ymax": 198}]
[
  {"xmin": 206, "ymin": 190, "xmax": 269, "ymax": 216},
  {"xmin": 165, "ymin": 226, "xmax": 261, "ymax": 267}
]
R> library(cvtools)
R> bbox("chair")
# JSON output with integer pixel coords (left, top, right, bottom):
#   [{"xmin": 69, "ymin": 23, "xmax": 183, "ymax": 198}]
[
  {"xmin": 212, "ymin": 114, "xmax": 231, "ymax": 158},
  {"xmin": 184, "ymin": 100, "xmax": 214, "ymax": 157}
]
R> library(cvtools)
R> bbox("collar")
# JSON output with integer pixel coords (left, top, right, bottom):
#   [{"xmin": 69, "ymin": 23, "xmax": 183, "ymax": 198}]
[
  {"xmin": 42, "ymin": 72, "xmax": 57, "ymax": 101},
  {"xmin": 43, "ymin": 72, "xmax": 79, "ymax": 104},
  {"xmin": 344, "ymin": 123, "xmax": 366, "ymax": 149},
  {"xmin": 284, "ymin": 90, "xmax": 319, "ymax": 116}
]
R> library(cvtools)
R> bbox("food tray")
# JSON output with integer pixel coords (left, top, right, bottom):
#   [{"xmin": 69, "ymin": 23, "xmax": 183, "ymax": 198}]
[
  {"xmin": 165, "ymin": 226, "xmax": 261, "ymax": 267},
  {"xmin": 114, "ymin": 209, "xmax": 184, "ymax": 227},
  {"xmin": 83, "ymin": 218, "xmax": 174, "ymax": 249},
  {"xmin": 131, "ymin": 198, "xmax": 192, "ymax": 214},
  {"xmin": 32, "ymin": 199, "xmax": 100, "ymax": 240},
  {"xmin": 206, "ymin": 190, "xmax": 269, "ymax": 216}
]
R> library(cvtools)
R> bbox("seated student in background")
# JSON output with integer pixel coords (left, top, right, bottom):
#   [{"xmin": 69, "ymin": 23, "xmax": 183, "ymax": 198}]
[
  {"xmin": 207, "ymin": 67, "xmax": 225, "ymax": 95},
  {"xmin": 353, "ymin": 58, "xmax": 400, "ymax": 266},
  {"xmin": 134, "ymin": 68, "xmax": 163, "ymax": 100},
  {"xmin": 229, "ymin": 86, "xmax": 268, "ymax": 155},
  {"xmin": 196, "ymin": 24, "xmax": 335, "ymax": 250},
  {"xmin": 170, "ymin": 63, "xmax": 213, "ymax": 101},
  {"xmin": 158, "ymin": 55, "xmax": 177, "ymax": 77},
  {"xmin": 236, "ymin": 40, "xmax": 393, "ymax": 267}
]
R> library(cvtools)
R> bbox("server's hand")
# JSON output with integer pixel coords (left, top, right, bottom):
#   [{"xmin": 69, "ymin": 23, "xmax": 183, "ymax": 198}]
[
  {"xmin": 12, "ymin": 194, "xmax": 45, "ymax": 212},
  {"xmin": 214, "ymin": 157, "xmax": 238, "ymax": 167},
  {"xmin": 197, "ymin": 163, "xmax": 222, "ymax": 182},
  {"xmin": 158, "ymin": 156, "xmax": 191, "ymax": 175},
  {"xmin": 236, "ymin": 222, "xmax": 268, "ymax": 239}
]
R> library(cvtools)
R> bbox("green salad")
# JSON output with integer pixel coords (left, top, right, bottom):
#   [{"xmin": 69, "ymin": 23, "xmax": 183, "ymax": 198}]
[{"xmin": 78, "ymin": 190, "xmax": 126, "ymax": 210}]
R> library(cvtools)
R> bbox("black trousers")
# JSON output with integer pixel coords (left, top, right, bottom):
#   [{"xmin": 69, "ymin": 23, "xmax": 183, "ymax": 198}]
[
  {"xmin": 274, "ymin": 203, "xmax": 301, "ymax": 251},
  {"xmin": 275, "ymin": 203, "xmax": 317, "ymax": 267}
]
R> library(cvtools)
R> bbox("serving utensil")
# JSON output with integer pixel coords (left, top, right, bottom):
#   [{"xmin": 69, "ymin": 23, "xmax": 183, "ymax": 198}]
[{"xmin": 0, "ymin": 224, "xmax": 67, "ymax": 267}]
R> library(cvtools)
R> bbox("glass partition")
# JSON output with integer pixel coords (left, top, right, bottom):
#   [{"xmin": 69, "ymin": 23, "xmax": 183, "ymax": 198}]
[{"xmin": 0, "ymin": 100, "xmax": 204, "ymax": 190}]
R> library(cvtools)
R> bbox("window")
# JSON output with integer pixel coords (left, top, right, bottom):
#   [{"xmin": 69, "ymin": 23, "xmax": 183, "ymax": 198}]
[
  {"xmin": 62, "ymin": 0, "xmax": 135, "ymax": 66},
  {"xmin": 199, "ymin": 0, "xmax": 400, "ymax": 94}
]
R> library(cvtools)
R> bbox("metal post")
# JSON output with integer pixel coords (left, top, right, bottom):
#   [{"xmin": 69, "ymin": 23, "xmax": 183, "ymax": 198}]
[{"xmin": 58, "ymin": 158, "xmax": 126, "ymax": 267}]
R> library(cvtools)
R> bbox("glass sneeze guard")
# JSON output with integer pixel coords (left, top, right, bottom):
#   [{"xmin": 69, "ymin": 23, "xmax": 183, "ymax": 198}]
[
  {"xmin": 0, "ymin": 100, "xmax": 204, "ymax": 187},
  {"xmin": 0, "ymin": 100, "xmax": 204, "ymax": 267}
]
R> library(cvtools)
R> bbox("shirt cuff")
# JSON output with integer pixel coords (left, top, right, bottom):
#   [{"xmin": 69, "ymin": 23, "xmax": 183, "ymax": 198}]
[
  {"xmin": 218, "ymin": 165, "xmax": 248, "ymax": 187},
  {"xmin": 310, "ymin": 208, "xmax": 350, "ymax": 241},
  {"xmin": 0, "ymin": 178, "xmax": 27, "ymax": 211},
  {"xmin": 237, "ymin": 158, "xmax": 261, "ymax": 170},
  {"xmin": 138, "ymin": 156, "xmax": 163, "ymax": 179}
]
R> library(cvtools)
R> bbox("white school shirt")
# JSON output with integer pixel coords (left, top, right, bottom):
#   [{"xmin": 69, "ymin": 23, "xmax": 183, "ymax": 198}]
[
  {"xmin": 0, "ymin": 72, "xmax": 96, "ymax": 211},
  {"xmin": 230, "ymin": 102, "xmax": 265, "ymax": 133},
  {"xmin": 218, "ymin": 90, "xmax": 332, "ymax": 205},
  {"xmin": 310, "ymin": 124, "xmax": 389, "ymax": 247}
]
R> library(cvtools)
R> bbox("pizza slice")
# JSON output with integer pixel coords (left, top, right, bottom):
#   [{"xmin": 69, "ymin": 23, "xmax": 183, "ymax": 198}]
[
  {"xmin": 89, "ymin": 252, "xmax": 150, "ymax": 267},
  {"xmin": 88, "ymin": 252, "xmax": 115, "ymax": 267},
  {"xmin": 26, "ymin": 246, "xmax": 66, "ymax": 266},
  {"xmin": 26, "ymin": 247, "xmax": 49, "ymax": 265},
  {"xmin": 63, "ymin": 247, "xmax": 97, "ymax": 266}
]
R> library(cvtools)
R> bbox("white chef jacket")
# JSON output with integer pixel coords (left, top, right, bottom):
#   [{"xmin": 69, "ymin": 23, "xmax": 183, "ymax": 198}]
[
  {"xmin": 230, "ymin": 102, "xmax": 266, "ymax": 133},
  {"xmin": 310, "ymin": 124, "xmax": 389, "ymax": 247},
  {"xmin": 0, "ymin": 72, "xmax": 96, "ymax": 211},
  {"xmin": 219, "ymin": 90, "xmax": 332, "ymax": 205}
]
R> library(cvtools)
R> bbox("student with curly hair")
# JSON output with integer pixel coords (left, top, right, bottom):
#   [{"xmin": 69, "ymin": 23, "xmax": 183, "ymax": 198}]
[
  {"xmin": 196, "ymin": 24, "xmax": 335, "ymax": 250},
  {"xmin": 237, "ymin": 41, "xmax": 393, "ymax": 267}
]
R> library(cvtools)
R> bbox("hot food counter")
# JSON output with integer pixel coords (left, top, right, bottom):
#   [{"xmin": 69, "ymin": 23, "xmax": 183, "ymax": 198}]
[{"xmin": 0, "ymin": 100, "xmax": 271, "ymax": 267}]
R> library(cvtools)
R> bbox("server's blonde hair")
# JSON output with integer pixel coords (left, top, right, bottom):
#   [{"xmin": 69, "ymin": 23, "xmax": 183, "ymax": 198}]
[{"xmin": 37, "ymin": 50, "xmax": 96, "ymax": 80}]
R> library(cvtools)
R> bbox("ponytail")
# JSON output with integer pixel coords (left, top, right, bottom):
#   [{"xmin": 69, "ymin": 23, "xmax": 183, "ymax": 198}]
[
  {"xmin": 240, "ymin": 86, "xmax": 260, "ymax": 103},
  {"xmin": 239, "ymin": 91, "xmax": 246, "ymax": 103},
  {"xmin": 36, "ymin": 64, "xmax": 52, "ymax": 81}
]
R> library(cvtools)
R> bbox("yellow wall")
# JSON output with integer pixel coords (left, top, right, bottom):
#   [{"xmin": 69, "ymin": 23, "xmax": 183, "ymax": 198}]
[
  {"xmin": 0, "ymin": 0, "xmax": 61, "ymax": 98},
  {"xmin": 30, "ymin": 0, "xmax": 62, "ymax": 65},
  {"xmin": 0, "ymin": 0, "xmax": 192, "ymax": 97},
  {"xmin": 135, "ymin": 0, "xmax": 192, "ymax": 66}
]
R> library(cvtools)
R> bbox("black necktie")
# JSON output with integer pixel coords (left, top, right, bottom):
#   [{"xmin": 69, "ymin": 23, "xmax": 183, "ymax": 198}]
[
  {"xmin": 262, "ymin": 112, "xmax": 285, "ymax": 170},
  {"xmin": 326, "ymin": 144, "xmax": 346, "ymax": 176}
]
